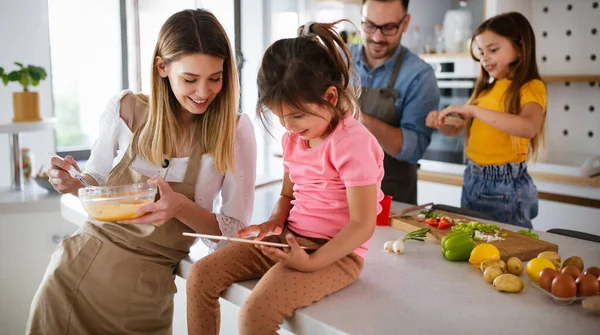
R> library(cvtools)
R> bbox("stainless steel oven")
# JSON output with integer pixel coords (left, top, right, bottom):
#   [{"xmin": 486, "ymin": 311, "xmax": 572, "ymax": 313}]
[{"xmin": 422, "ymin": 55, "xmax": 479, "ymax": 164}]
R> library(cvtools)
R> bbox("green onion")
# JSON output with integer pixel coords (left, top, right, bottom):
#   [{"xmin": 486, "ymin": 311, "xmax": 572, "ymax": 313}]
[
  {"xmin": 402, "ymin": 228, "xmax": 430, "ymax": 242},
  {"xmin": 518, "ymin": 229, "xmax": 539, "ymax": 239}
]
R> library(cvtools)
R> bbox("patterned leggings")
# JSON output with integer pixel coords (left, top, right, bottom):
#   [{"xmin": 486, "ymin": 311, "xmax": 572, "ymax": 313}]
[{"xmin": 186, "ymin": 228, "xmax": 364, "ymax": 335}]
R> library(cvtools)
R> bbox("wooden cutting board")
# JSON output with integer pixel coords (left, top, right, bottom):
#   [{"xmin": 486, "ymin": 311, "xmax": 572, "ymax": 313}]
[{"xmin": 389, "ymin": 208, "xmax": 558, "ymax": 262}]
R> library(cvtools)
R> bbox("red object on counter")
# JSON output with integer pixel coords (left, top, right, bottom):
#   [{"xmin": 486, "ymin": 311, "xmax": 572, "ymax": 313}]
[
  {"xmin": 376, "ymin": 194, "xmax": 393, "ymax": 226},
  {"xmin": 438, "ymin": 217, "xmax": 452, "ymax": 229},
  {"xmin": 425, "ymin": 218, "xmax": 440, "ymax": 227}
]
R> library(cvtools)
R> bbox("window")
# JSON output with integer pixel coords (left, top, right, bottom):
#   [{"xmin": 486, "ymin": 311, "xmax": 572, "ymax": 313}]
[
  {"xmin": 48, "ymin": 0, "xmax": 238, "ymax": 159},
  {"xmin": 135, "ymin": 1, "xmax": 235, "ymax": 93},
  {"xmin": 48, "ymin": 0, "xmax": 123, "ymax": 155},
  {"xmin": 135, "ymin": 1, "xmax": 197, "ymax": 93}
]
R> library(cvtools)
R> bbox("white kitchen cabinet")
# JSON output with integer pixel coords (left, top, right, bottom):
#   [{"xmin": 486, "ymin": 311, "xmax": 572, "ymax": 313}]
[
  {"xmin": 535, "ymin": 200, "xmax": 600, "ymax": 236},
  {"xmin": 172, "ymin": 276, "xmax": 294, "ymax": 335},
  {"xmin": 0, "ymin": 210, "xmax": 76, "ymax": 335}
]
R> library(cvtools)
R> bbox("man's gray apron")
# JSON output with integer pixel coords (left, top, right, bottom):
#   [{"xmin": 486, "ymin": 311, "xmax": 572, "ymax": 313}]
[{"xmin": 359, "ymin": 49, "xmax": 418, "ymax": 204}]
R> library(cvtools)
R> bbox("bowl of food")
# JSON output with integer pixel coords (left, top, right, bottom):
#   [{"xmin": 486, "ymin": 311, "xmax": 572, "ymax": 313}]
[{"xmin": 78, "ymin": 183, "xmax": 157, "ymax": 222}]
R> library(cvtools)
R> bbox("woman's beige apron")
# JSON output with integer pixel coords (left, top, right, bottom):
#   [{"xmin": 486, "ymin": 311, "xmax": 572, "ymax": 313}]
[
  {"xmin": 26, "ymin": 97, "xmax": 199, "ymax": 334},
  {"xmin": 358, "ymin": 48, "xmax": 418, "ymax": 204}
]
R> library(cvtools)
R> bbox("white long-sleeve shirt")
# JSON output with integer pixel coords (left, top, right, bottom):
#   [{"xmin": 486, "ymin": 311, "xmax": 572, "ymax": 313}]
[{"xmin": 84, "ymin": 90, "xmax": 257, "ymax": 252}]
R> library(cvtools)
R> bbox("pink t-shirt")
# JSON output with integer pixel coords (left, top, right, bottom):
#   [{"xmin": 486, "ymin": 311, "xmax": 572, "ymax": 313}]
[{"xmin": 283, "ymin": 115, "xmax": 385, "ymax": 258}]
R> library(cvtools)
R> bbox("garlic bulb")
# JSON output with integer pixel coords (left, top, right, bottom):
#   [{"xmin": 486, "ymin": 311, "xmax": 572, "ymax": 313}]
[{"xmin": 392, "ymin": 240, "xmax": 405, "ymax": 254}]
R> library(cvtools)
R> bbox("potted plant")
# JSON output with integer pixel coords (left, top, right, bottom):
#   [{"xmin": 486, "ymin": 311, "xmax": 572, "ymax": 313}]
[{"xmin": 1, "ymin": 62, "xmax": 48, "ymax": 122}]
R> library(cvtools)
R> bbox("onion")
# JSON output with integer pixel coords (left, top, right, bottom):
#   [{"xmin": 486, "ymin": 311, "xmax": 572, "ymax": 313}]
[
  {"xmin": 383, "ymin": 240, "xmax": 395, "ymax": 252},
  {"xmin": 393, "ymin": 240, "xmax": 405, "ymax": 254}
]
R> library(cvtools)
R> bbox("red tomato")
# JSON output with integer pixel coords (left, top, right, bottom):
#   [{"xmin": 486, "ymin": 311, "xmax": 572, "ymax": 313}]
[
  {"xmin": 438, "ymin": 217, "xmax": 452, "ymax": 229},
  {"xmin": 425, "ymin": 218, "xmax": 439, "ymax": 227}
]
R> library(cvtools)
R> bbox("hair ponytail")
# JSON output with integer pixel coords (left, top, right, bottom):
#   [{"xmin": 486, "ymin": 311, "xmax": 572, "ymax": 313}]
[{"xmin": 256, "ymin": 20, "xmax": 361, "ymax": 130}]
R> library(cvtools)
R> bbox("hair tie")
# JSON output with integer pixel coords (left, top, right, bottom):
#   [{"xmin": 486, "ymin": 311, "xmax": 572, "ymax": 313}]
[{"xmin": 297, "ymin": 21, "xmax": 316, "ymax": 37}]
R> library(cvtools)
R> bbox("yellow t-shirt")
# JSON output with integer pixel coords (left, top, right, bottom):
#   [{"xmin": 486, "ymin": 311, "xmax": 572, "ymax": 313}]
[{"xmin": 466, "ymin": 79, "xmax": 547, "ymax": 165}]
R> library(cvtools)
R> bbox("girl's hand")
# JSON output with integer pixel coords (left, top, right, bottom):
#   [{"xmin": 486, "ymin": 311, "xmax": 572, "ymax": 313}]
[
  {"xmin": 237, "ymin": 220, "xmax": 283, "ymax": 240},
  {"xmin": 438, "ymin": 105, "xmax": 475, "ymax": 123},
  {"xmin": 259, "ymin": 234, "xmax": 315, "ymax": 272},
  {"xmin": 47, "ymin": 155, "xmax": 84, "ymax": 195},
  {"xmin": 118, "ymin": 175, "xmax": 186, "ymax": 226},
  {"xmin": 425, "ymin": 111, "xmax": 442, "ymax": 128}
]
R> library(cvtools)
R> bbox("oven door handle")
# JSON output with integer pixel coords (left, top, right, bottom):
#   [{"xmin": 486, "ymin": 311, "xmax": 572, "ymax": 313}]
[{"xmin": 437, "ymin": 80, "xmax": 475, "ymax": 89}]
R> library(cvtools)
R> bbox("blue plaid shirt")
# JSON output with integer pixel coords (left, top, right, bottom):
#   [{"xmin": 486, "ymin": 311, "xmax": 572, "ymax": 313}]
[{"xmin": 350, "ymin": 44, "xmax": 440, "ymax": 164}]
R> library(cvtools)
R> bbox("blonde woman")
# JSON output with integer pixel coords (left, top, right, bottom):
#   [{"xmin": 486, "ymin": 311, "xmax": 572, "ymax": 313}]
[{"xmin": 27, "ymin": 9, "xmax": 256, "ymax": 334}]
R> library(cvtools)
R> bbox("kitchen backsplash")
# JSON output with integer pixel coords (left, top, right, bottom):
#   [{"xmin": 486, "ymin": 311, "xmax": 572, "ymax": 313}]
[
  {"xmin": 542, "ymin": 82, "xmax": 599, "ymax": 166},
  {"xmin": 531, "ymin": 0, "xmax": 600, "ymax": 166}
]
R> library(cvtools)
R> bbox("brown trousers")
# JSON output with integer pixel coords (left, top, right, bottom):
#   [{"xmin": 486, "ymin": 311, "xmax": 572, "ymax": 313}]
[{"xmin": 186, "ymin": 229, "xmax": 364, "ymax": 335}]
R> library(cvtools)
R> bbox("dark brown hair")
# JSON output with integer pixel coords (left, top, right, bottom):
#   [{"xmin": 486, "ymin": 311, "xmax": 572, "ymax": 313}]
[
  {"xmin": 362, "ymin": 0, "xmax": 409, "ymax": 11},
  {"xmin": 467, "ymin": 11, "xmax": 545, "ymax": 160},
  {"xmin": 256, "ymin": 20, "xmax": 360, "ymax": 132}
]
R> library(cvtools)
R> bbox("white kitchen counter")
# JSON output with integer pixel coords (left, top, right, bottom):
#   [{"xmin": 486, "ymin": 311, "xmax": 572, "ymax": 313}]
[
  {"xmin": 60, "ymin": 183, "xmax": 600, "ymax": 335},
  {"xmin": 419, "ymin": 159, "xmax": 600, "ymax": 201},
  {"xmin": 0, "ymin": 182, "xmax": 61, "ymax": 214}
]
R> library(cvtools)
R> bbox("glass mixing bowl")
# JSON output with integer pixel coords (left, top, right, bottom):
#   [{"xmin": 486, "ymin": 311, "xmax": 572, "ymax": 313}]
[{"xmin": 78, "ymin": 183, "xmax": 157, "ymax": 221}]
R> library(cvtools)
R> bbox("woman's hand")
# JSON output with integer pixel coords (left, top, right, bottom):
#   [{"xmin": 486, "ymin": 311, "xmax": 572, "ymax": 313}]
[
  {"xmin": 47, "ymin": 155, "xmax": 84, "ymax": 195},
  {"xmin": 237, "ymin": 220, "xmax": 284, "ymax": 240},
  {"xmin": 259, "ymin": 234, "xmax": 315, "ymax": 272},
  {"xmin": 118, "ymin": 175, "xmax": 187, "ymax": 226}
]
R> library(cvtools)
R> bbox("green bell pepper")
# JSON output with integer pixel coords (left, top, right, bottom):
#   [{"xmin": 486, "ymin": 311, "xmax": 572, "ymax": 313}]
[{"xmin": 441, "ymin": 230, "xmax": 476, "ymax": 262}]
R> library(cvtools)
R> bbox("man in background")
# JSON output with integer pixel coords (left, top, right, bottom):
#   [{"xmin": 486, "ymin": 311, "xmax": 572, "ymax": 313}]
[{"xmin": 350, "ymin": 0, "xmax": 440, "ymax": 204}]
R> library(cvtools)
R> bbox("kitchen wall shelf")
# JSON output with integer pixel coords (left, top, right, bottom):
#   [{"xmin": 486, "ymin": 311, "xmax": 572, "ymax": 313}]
[
  {"xmin": 541, "ymin": 75, "xmax": 600, "ymax": 82},
  {"xmin": 0, "ymin": 119, "xmax": 56, "ymax": 192}
]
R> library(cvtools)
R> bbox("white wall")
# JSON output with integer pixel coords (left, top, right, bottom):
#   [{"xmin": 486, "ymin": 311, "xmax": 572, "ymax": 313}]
[
  {"xmin": 304, "ymin": 0, "xmax": 453, "ymax": 50},
  {"xmin": 406, "ymin": 0, "xmax": 453, "ymax": 41},
  {"xmin": 304, "ymin": 0, "xmax": 452, "ymax": 38},
  {"xmin": 0, "ymin": 0, "xmax": 55, "ymax": 188},
  {"xmin": 485, "ymin": 0, "xmax": 532, "ymax": 19}
]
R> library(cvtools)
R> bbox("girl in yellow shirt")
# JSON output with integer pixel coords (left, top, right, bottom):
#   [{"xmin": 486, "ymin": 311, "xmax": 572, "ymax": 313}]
[{"xmin": 426, "ymin": 12, "xmax": 546, "ymax": 228}]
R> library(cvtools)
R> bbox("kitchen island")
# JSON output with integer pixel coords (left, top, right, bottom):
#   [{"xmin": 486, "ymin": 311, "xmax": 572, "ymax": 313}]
[{"xmin": 61, "ymin": 183, "xmax": 600, "ymax": 334}]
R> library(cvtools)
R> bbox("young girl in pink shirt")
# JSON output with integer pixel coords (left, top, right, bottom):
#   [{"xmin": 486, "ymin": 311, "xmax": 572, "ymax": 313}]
[{"xmin": 186, "ymin": 20, "xmax": 385, "ymax": 335}]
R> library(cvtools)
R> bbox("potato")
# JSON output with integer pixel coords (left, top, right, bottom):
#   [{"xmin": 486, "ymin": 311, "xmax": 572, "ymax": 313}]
[
  {"xmin": 480, "ymin": 259, "xmax": 506, "ymax": 273},
  {"xmin": 484, "ymin": 266, "xmax": 504, "ymax": 283},
  {"xmin": 563, "ymin": 256, "xmax": 584, "ymax": 273},
  {"xmin": 506, "ymin": 257, "xmax": 523, "ymax": 276},
  {"xmin": 538, "ymin": 251, "xmax": 561, "ymax": 265},
  {"xmin": 538, "ymin": 251, "xmax": 561, "ymax": 271},
  {"xmin": 552, "ymin": 261, "xmax": 562, "ymax": 272},
  {"xmin": 493, "ymin": 274, "xmax": 524, "ymax": 293}
]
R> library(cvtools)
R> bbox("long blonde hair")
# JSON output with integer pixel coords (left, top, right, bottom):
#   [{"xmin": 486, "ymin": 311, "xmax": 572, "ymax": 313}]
[
  {"xmin": 467, "ymin": 12, "xmax": 545, "ymax": 161},
  {"xmin": 134, "ymin": 9, "xmax": 239, "ymax": 174}
]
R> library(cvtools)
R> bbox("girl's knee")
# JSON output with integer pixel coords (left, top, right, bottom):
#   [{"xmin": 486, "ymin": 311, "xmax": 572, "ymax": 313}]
[
  {"xmin": 238, "ymin": 302, "xmax": 278, "ymax": 335},
  {"xmin": 186, "ymin": 258, "xmax": 212, "ymax": 290},
  {"xmin": 239, "ymin": 296, "xmax": 274, "ymax": 325}
]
